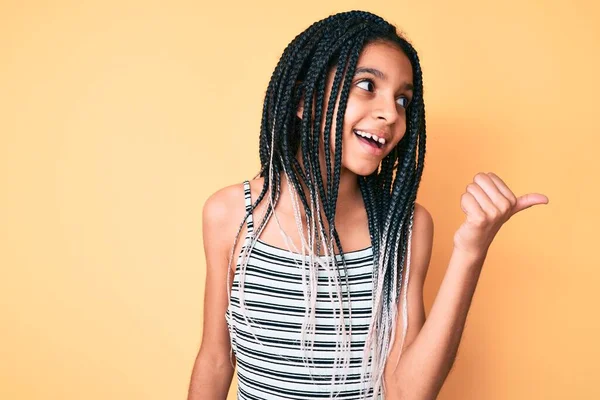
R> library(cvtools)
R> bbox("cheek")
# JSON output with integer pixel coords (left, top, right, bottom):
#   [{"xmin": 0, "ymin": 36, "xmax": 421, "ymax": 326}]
[
  {"xmin": 341, "ymin": 98, "xmax": 361, "ymax": 123},
  {"xmin": 331, "ymin": 101, "xmax": 361, "ymax": 142},
  {"xmin": 324, "ymin": 106, "xmax": 352, "ymax": 146},
  {"xmin": 392, "ymin": 115, "xmax": 408, "ymax": 141},
  {"xmin": 322, "ymin": 96, "xmax": 362, "ymax": 150}
]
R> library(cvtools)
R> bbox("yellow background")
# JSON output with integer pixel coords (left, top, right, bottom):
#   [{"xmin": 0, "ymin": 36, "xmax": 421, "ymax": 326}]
[{"xmin": 1, "ymin": 1, "xmax": 598, "ymax": 399}]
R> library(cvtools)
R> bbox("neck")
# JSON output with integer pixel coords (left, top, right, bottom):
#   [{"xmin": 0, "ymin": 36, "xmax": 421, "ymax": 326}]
[{"xmin": 277, "ymin": 149, "xmax": 362, "ymax": 227}]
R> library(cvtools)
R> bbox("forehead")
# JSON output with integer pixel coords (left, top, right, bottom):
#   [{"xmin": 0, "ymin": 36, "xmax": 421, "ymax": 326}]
[{"xmin": 356, "ymin": 41, "xmax": 413, "ymax": 83}]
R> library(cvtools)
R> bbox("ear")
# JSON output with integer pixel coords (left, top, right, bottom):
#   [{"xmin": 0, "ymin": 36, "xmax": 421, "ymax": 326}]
[
  {"xmin": 295, "ymin": 81, "xmax": 304, "ymax": 119},
  {"xmin": 296, "ymin": 100, "xmax": 304, "ymax": 119}
]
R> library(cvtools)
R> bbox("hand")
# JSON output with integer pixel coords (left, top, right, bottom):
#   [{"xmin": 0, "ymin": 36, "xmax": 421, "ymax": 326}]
[{"xmin": 453, "ymin": 172, "xmax": 549, "ymax": 257}]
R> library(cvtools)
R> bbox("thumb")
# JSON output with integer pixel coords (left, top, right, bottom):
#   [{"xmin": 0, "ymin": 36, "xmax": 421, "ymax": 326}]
[{"xmin": 512, "ymin": 193, "xmax": 549, "ymax": 215}]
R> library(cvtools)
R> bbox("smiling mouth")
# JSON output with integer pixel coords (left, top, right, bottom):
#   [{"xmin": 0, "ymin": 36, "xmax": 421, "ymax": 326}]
[{"xmin": 353, "ymin": 129, "xmax": 384, "ymax": 149}]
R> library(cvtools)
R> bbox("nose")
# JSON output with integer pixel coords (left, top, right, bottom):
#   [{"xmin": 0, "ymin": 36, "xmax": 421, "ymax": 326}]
[{"xmin": 372, "ymin": 95, "xmax": 399, "ymax": 124}]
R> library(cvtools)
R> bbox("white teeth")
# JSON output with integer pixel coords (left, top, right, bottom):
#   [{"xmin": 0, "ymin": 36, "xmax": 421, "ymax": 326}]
[{"xmin": 354, "ymin": 130, "xmax": 386, "ymax": 145}]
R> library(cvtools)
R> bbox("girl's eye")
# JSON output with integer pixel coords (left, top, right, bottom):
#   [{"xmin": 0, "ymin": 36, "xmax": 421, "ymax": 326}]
[
  {"xmin": 356, "ymin": 79, "xmax": 375, "ymax": 92},
  {"xmin": 356, "ymin": 78, "xmax": 411, "ymax": 108},
  {"xmin": 396, "ymin": 96, "xmax": 409, "ymax": 108}
]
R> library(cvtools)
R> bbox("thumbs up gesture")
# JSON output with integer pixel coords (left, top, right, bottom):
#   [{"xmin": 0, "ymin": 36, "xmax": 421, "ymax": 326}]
[{"xmin": 453, "ymin": 172, "xmax": 549, "ymax": 258}]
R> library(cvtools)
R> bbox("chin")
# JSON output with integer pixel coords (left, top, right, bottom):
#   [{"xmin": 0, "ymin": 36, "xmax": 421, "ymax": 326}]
[{"xmin": 344, "ymin": 161, "xmax": 380, "ymax": 177}]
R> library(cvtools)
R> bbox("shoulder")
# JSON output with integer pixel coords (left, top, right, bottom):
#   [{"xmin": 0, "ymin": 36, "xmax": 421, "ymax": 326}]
[
  {"xmin": 202, "ymin": 182, "xmax": 245, "ymax": 223},
  {"xmin": 405, "ymin": 202, "xmax": 434, "ymax": 281},
  {"xmin": 202, "ymin": 177, "xmax": 265, "ymax": 231},
  {"xmin": 413, "ymin": 202, "xmax": 434, "ymax": 237},
  {"xmin": 202, "ymin": 182, "xmax": 248, "ymax": 252}
]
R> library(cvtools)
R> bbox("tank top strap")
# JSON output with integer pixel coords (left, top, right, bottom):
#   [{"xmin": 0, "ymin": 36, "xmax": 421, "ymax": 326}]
[{"xmin": 242, "ymin": 180, "xmax": 254, "ymax": 236}]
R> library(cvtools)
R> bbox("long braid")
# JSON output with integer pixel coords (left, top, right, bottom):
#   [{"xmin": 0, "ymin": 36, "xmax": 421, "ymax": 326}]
[{"xmin": 294, "ymin": 31, "xmax": 366, "ymax": 380}]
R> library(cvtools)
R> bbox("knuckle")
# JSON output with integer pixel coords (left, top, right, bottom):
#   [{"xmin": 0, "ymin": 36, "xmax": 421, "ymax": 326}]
[
  {"xmin": 488, "ymin": 208, "xmax": 500, "ymax": 220},
  {"xmin": 499, "ymin": 198, "xmax": 512, "ymax": 213},
  {"xmin": 472, "ymin": 214, "xmax": 486, "ymax": 226}
]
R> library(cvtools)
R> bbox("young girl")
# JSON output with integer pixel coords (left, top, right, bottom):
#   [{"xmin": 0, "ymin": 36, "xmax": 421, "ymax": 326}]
[{"xmin": 188, "ymin": 10, "xmax": 548, "ymax": 400}]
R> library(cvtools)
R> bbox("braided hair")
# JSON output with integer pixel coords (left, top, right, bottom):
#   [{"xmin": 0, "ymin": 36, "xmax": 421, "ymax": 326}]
[{"xmin": 226, "ymin": 10, "xmax": 426, "ymax": 399}]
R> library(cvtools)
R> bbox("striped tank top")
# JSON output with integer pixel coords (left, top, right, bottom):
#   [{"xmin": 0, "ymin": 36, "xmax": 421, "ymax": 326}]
[{"xmin": 225, "ymin": 180, "xmax": 379, "ymax": 399}]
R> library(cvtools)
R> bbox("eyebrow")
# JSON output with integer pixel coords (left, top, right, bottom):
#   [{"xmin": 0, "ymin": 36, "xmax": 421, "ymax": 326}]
[{"xmin": 354, "ymin": 67, "xmax": 414, "ymax": 91}]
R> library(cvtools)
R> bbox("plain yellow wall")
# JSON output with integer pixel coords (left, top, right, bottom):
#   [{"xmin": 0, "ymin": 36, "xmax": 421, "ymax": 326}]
[{"xmin": 1, "ymin": 0, "xmax": 598, "ymax": 399}]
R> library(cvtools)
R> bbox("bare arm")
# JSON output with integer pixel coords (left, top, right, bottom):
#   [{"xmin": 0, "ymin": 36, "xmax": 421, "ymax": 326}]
[
  {"xmin": 385, "ymin": 243, "xmax": 486, "ymax": 399},
  {"xmin": 384, "ymin": 172, "xmax": 548, "ymax": 399},
  {"xmin": 188, "ymin": 186, "xmax": 244, "ymax": 400}
]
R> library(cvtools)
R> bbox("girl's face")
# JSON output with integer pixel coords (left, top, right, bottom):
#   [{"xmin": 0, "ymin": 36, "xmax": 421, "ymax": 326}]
[{"xmin": 303, "ymin": 40, "xmax": 414, "ymax": 177}]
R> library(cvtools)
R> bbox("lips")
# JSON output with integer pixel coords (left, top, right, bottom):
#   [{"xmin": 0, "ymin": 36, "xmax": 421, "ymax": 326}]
[
  {"xmin": 353, "ymin": 129, "xmax": 386, "ymax": 156},
  {"xmin": 353, "ymin": 129, "xmax": 385, "ymax": 149},
  {"xmin": 355, "ymin": 132, "xmax": 382, "ymax": 148}
]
